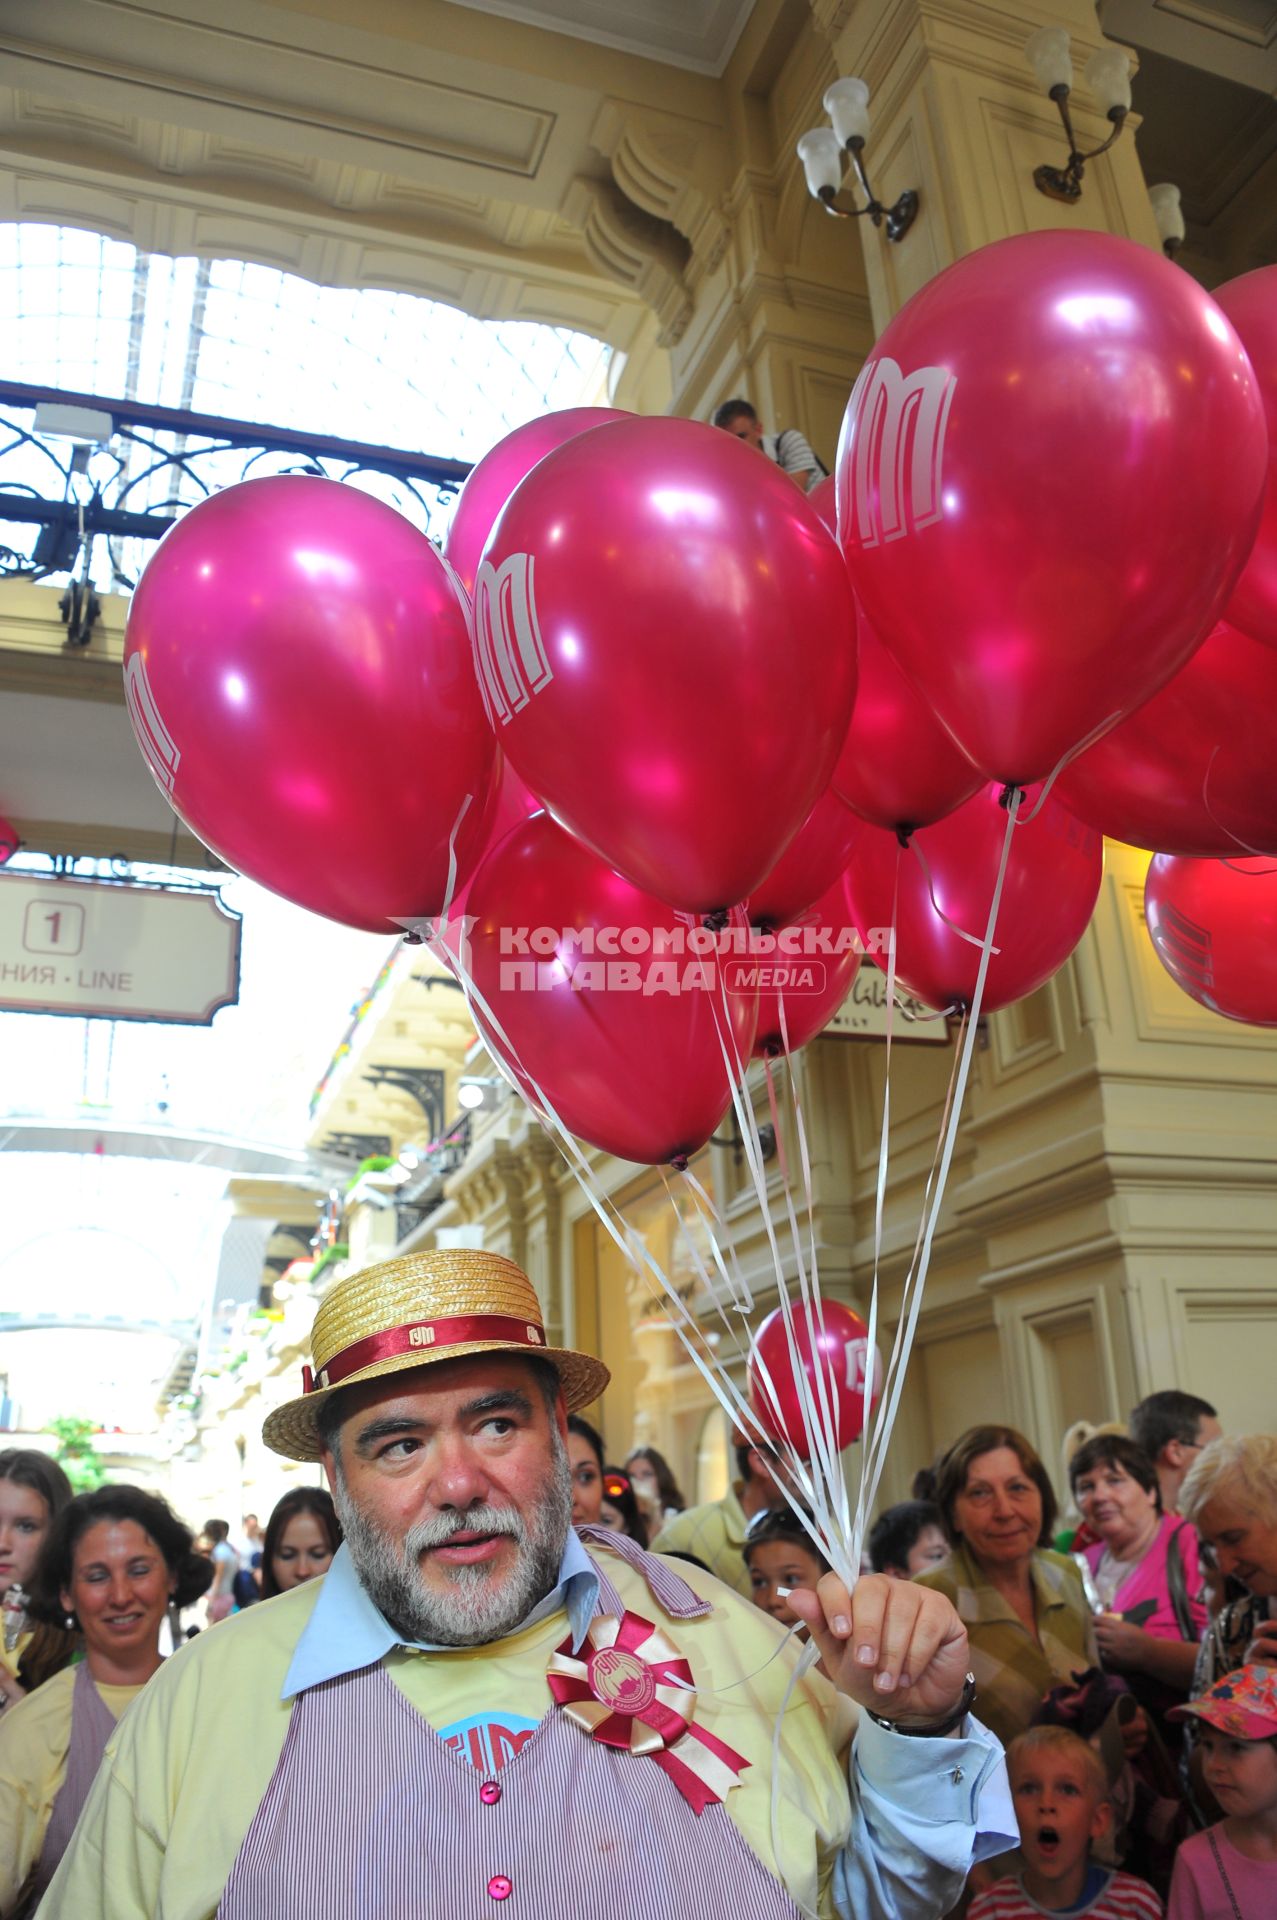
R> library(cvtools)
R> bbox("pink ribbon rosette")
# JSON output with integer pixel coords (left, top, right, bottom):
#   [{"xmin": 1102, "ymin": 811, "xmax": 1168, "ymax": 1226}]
[{"xmin": 547, "ymin": 1609, "xmax": 750, "ymax": 1814}]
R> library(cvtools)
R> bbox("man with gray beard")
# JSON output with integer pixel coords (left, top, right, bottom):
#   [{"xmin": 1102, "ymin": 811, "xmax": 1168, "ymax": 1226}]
[{"xmin": 44, "ymin": 1250, "xmax": 1015, "ymax": 1919}]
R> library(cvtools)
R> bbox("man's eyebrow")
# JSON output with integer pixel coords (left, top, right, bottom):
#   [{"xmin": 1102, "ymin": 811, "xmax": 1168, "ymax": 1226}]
[
  {"xmin": 353, "ymin": 1416, "xmax": 428, "ymax": 1455},
  {"xmin": 461, "ymin": 1389, "xmax": 535, "ymax": 1423}
]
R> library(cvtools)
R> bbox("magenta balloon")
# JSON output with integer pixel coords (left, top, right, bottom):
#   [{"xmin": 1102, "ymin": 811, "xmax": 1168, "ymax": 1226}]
[
  {"xmin": 1054, "ymin": 620, "xmax": 1277, "ymax": 856},
  {"xmin": 444, "ymin": 408, "xmax": 630, "ymax": 596},
  {"xmin": 1146, "ymin": 854, "xmax": 1277, "ymax": 1026},
  {"xmin": 837, "ymin": 232, "xmax": 1268, "ymax": 785},
  {"xmin": 477, "ymin": 416, "xmax": 857, "ymax": 914},
  {"xmin": 752, "ymin": 866, "xmax": 863, "ymax": 1056},
  {"xmin": 746, "ymin": 788, "xmax": 861, "ymax": 929},
  {"xmin": 1214, "ymin": 268, "xmax": 1277, "ymax": 650},
  {"xmin": 463, "ymin": 813, "xmax": 758, "ymax": 1166},
  {"xmin": 750, "ymin": 1301, "xmax": 879, "ymax": 1453},
  {"xmin": 124, "ymin": 476, "xmax": 495, "ymax": 932},
  {"xmin": 832, "ymin": 604, "xmax": 983, "ymax": 832},
  {"xmin": 845, "ymin": 783, "xmax": 1103, "ymax": 1013}
]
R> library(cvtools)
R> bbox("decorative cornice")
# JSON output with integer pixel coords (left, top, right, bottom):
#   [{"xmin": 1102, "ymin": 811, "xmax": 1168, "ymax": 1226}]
[
  {"xmin": 561, "ymin": 175, "xmax": 693, "ymax": 345},
  {"xmin": 590, "ymin": 100, "xmax": 730, "ymax": 278}
]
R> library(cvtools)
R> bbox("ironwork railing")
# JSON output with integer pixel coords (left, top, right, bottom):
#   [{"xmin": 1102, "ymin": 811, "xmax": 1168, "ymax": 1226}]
[{"xmin": 0, "ymin": 379, "xmax": 473, "ymax": 595}]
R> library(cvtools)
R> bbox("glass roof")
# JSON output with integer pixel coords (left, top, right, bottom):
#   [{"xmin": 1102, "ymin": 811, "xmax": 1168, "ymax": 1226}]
[
  {"xmin": 0, "ymin": 222, "xmax": 612, "ymax": 585},
  {"xmin": 0, "ymin": 224, "xmax": 610, "ymax": 1411}
]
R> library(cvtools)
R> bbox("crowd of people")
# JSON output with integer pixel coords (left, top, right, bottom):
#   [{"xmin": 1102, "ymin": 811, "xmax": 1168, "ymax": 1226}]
[{"xmin": 0, "ymin": 1301, "xmax": 1273, "ymax": 1920}]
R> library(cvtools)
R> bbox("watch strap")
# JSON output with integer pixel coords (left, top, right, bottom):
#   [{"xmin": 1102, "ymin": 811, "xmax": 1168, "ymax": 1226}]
[{"xmin": 866, "ymin": 1671, "xmax": 976, "ymax": 1737}]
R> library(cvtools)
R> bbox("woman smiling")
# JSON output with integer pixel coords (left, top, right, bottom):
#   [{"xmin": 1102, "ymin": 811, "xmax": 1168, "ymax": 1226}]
[
  {"xmin": 915, "ymin": 1425, "xmax": 1097, "ymax": 1749},
  {"xmin": 0, "ymin": 1485, "xmax": 205, "ymax": 1917}
]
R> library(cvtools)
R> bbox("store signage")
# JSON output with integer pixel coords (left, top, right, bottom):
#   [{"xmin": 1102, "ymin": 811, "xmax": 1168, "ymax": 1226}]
[
  {"xmin": 825, "ymin": 965, "xmax": 951, "ymax": 1044},
  {"xmin": 0, "ymin": 873, "xmax": 240, "ymax": 1025}
]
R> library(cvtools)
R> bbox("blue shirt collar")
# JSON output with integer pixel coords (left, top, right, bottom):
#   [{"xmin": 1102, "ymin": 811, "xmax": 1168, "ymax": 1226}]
[{"xmin": 282, "ymin": 1530, "xmax": 600, "ymax": 1700}]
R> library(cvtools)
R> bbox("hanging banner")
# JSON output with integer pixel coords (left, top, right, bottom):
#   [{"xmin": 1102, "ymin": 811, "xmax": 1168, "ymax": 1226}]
[
  {"xmin": 0, "ymin": 873, "xmax": 240, "ymax": 1025},
  {"xmin": 824, "ymin": 965, "xmax": 950, "ymax": 1043}
]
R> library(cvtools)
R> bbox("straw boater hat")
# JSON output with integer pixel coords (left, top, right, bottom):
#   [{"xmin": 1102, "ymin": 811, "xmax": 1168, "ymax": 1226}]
[{"xmin": 262, "ymin": 1249, "xmax": 610, "ymax": 1462}]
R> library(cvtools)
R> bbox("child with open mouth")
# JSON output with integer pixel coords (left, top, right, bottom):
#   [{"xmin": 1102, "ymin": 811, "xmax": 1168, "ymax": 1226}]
[{"xmin": 969, "ymin": 1724, "xmax": 1163, "ymax": 1917}]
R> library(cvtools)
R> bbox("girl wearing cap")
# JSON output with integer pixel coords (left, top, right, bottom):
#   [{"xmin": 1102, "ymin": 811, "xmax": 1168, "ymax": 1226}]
[
  {"xmin": 0, "ymin": 1484, "xmax": 207, "ymax": 1916},
  {"xmin": 1167, "ymin": 1663, "xmax": 1277, "ymax": 1917}
]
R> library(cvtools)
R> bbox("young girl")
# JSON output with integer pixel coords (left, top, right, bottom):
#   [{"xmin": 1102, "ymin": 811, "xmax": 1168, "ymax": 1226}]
[
  {"xmin": 1167, "ymin": 1663, "xmax": 1277, "ymax": 1918},
  {"xmin": 743, "ymin": 1508, "xmax": 830, "ymax": 1632}
]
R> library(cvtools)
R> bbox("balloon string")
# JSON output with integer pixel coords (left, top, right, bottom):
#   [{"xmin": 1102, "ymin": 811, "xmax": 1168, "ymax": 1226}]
[
  {"xmin": 1202, "ymin": 745, "xmax": 1276, "ymax": 861},
  {"xmin": 856, "ymin": 789, "xmax": 1019, "ymax": 1534},
  {"xmin": 1014, "ymin": 709, "xmax": 1123, "ymax": 825},
  {"xmin": 909, "ymin": 833, "xmax": 1001, "ymax": 952}
]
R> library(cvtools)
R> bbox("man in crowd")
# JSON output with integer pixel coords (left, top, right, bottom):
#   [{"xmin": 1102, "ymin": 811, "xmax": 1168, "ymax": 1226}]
[
  {"xmin": 712, "ymin": 397, "xmax": 826, "ymax": 492},
  {"xmin": 1129, "ymin": 1390, "xmax": 1221, "ymax": 1514},
  {"xmin": 45, "ymin": 1249, "xmax": 1014, "ymax": 1919},
  {"xmin": 652, "ymin": 1433, "xmax": 791, "ymax": 1595}
]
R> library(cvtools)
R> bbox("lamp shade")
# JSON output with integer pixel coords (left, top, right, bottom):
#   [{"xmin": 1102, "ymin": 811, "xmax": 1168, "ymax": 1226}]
[
  {"xmin": 1084, "ymin": 47, "xmax": 1132, "ymax": 116},
  {"xmin": 797, "ymin": 128, "xmax": 844, "ymax": 199},
  {"xmin": 1149, "ymin": 182, "xmax": 1186, "ymax": 247},
  {"xmin": 823, "ymin": 77, "xmax": 871, "ymax": 146},
  {"xmin": 1025, "ymin": 25, "xmax": 1073, "ymax": 93}
]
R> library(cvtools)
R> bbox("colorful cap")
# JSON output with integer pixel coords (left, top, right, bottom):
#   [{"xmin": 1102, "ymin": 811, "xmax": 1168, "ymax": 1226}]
[{"xmin": 1168, "ymin": 1663, "xmax": 1277, "ymax": 1740}]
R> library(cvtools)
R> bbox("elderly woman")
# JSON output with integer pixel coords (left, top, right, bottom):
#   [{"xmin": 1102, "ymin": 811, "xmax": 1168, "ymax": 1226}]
[
  {"xmin": 1180, "ymin": 1433, "xmax": 1277, "ymax": 1691},
  {"xmin": 0, "ymin": 1484, "xmax": 205, "ymax": 1917},
  {"xmin": 1071, "ymin": 1432, "xmax": 1206, "ymax": 1729},
  {"xmin": 915, "ymin": 1423, "xmax": 1097, "ymax": 1749}
]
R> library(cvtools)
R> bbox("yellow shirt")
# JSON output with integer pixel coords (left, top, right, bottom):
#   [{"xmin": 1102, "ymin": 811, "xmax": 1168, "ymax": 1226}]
[
  {"xmin": 41, "ymin": 1552, "xmax": 1013, "ymax": 1920},
  {"xmin": 1, "ymin": 1633, "xmax": 30, "ymax": 1685},
  {"xmin": 0, "ymin": 1664, "xmax": 142, "ymax": 1917},
  {"xmin": 650, "ymin": 1485, "xmax": 750, "ymax": 1595}
]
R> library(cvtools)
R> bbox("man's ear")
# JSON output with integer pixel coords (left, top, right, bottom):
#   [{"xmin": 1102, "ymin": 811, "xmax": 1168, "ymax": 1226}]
[
  {"xmin": 1162, "ymin": 1439, "xmax": 1185, "ymax": 1468},
  {"xmin": 320, "ymin": 1447, "xmax": 339, "ymax": 1497},
  {"xmin": 554, "ymin": 1391, "xmax": 569, "ymax": 1444}
]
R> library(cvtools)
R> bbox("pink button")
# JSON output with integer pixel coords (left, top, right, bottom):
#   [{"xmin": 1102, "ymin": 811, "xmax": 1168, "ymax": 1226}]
[
  {"xmin": 480, "ymin": 1781, "xmax": 502, "ymax": 1806},
  {"xmin": 488, "ymin": 1875, "xmax": 512, "ymax": 1901}
]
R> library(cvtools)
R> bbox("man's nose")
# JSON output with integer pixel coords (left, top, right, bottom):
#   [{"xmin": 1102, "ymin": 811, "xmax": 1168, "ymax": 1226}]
[{"xmin": 426, "ymin": 1435, "xmax": 491, "ymax": 1508}]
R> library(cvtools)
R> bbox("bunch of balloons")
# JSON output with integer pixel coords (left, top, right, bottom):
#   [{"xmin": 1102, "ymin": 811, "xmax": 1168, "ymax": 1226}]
[{"xmin": 123, "ymin": 234, "xmax": 1277, "ymax": 1165}]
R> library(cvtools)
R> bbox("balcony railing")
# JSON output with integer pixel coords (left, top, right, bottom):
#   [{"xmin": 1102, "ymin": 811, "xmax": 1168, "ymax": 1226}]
[{"xmin": 0, "ymin": 379, "xmax": 473, "ymax": 595}]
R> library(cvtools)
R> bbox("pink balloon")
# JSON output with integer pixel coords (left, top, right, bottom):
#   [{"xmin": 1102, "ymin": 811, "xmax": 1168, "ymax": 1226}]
[
  {"xmin": 746, "ymin": 789, "xmax": 861, "ymax": 929},
  {"xmin": 460, "ymin": 812, "xmax": 757, "ymax": 1166},
  {"xmin": 124, "ymin": 477, "xmax": 495, "ymax": 933},
  {"xmin": 444, "ymin": 408, "xmax": 629, "ymax": 596},
  {"xmin": 750, "ymin": 1301, "xmax": 881, "ymax": 1453},
  {"xmin": 752, "ymin": 867, "xmax": 862, "ymax": 1057},
  {"xmin": 0, "ymin": 816, "xmax": 17, "ymax": 865},
  {"xmin": 1214, "ymin": 268, "xmax": 1277, "ymax": 650},
  {"xmin": 1054, "ymin": 620, "xmax": 1277, "ymax": 856},
  {"xmin": 808, "ymin": 473, "xmax": 838, "ymax": 535},
  {"xmin": 845, "ymin": 783, "xmax": 1103, "ymax": 1013},
  {"xmin": 837, "ymin": 232, "xmax": 1268, "ymax": 784},
  {"xmin": 1146, "ymin": 854, "xmax": 1277, "ymax": 1026},
  {"xmin": 446, "ymin": 754, "xmax": 541, "ymax": 922},
  {"xmin": 477, "ymin": 417, "xmax": 857, "ymax": 913},
  {"xmin": 832, "ymin": 604, "xmax": 983, "ymax": 833}
]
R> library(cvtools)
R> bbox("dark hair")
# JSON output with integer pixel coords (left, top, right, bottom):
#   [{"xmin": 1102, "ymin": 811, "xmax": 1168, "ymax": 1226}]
[
  {"xmin": 934, "ymin": 1425, "xmax": 1057, "ymax": 1550},
  {"xmin": 600, "ymin": 1469, "xmax": 649, "ymax": 1549},
  {"xmin": 260, "ymin": 1488, "xmax": 343, "ymax": 1600},
  {"xmin": 30, "ymin": 1484, "xmax": 208, "ymax": 1621},
  {"xmin": 1069, "ymin": 1434, "xmax": 1162, "ymax": 1514},
  {"xmin": 1129, "ymin": 1391, "xmax": 1217, "ymax": 1462},
  {"xmin": 567, "ymin": 1413, "xmax": 605, "ymax": 1471},
  {"xmin": 624, "ymin": 1446, "xmax": 686, "ymax": 1514},
  {"xmin": 910, "ymin": 1462, "xmax": 940, "ymax": 1504},
  {"xmin": 0, "ymin": 1448, "xmax": 74, "ymax": 1522},
  {"xmin": 712, "ymin": 398, "xmax": 758, "ymax": 430},
  {"xmin": 204, "ymin": 1517, "xmax": 230, "ymax": 1543},
  {"xmin": 742, "ymin": 1508, "xmax": 831, "ymax": 1575},
  {"xmin": 868, "ymin": 1500, "xmax": 943, "ymax": 1575},
  {"xmin": 735, "ymin": 1440, "xmax": 780, "ymax": 1485}
]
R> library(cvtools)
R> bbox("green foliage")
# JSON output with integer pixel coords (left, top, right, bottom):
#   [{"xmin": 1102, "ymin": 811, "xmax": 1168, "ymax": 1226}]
[{"xmin": 46, "ymin": 1416, "xmax": 106, "ymax": 1492}]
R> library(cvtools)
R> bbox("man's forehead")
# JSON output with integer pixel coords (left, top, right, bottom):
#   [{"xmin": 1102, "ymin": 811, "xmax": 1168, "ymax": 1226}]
[{"xmin": 336, "ymin": 1351, "xmax": 550, "ymax": 1424}]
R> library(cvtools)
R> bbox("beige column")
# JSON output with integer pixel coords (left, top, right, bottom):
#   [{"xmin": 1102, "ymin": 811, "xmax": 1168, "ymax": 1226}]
[{"xmin": 812, "ymin": 0, "xmax": 1162, "ymax": 327}]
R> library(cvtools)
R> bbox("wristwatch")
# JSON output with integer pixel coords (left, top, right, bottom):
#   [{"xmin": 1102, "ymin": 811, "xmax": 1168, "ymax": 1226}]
[{"xmin": 866, "ymin": 1671, "xmax": 976, "ymax": 1738}]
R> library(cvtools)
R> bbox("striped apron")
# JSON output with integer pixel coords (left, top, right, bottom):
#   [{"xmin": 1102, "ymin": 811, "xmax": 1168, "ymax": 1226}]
[
  {"xmin": 25, "ymin": 1661, "xmax": 118, "ymax": 1916},
  {"xmin": 218, "ymin": 1528, "xmax": 804, "ymax": 1918}
]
